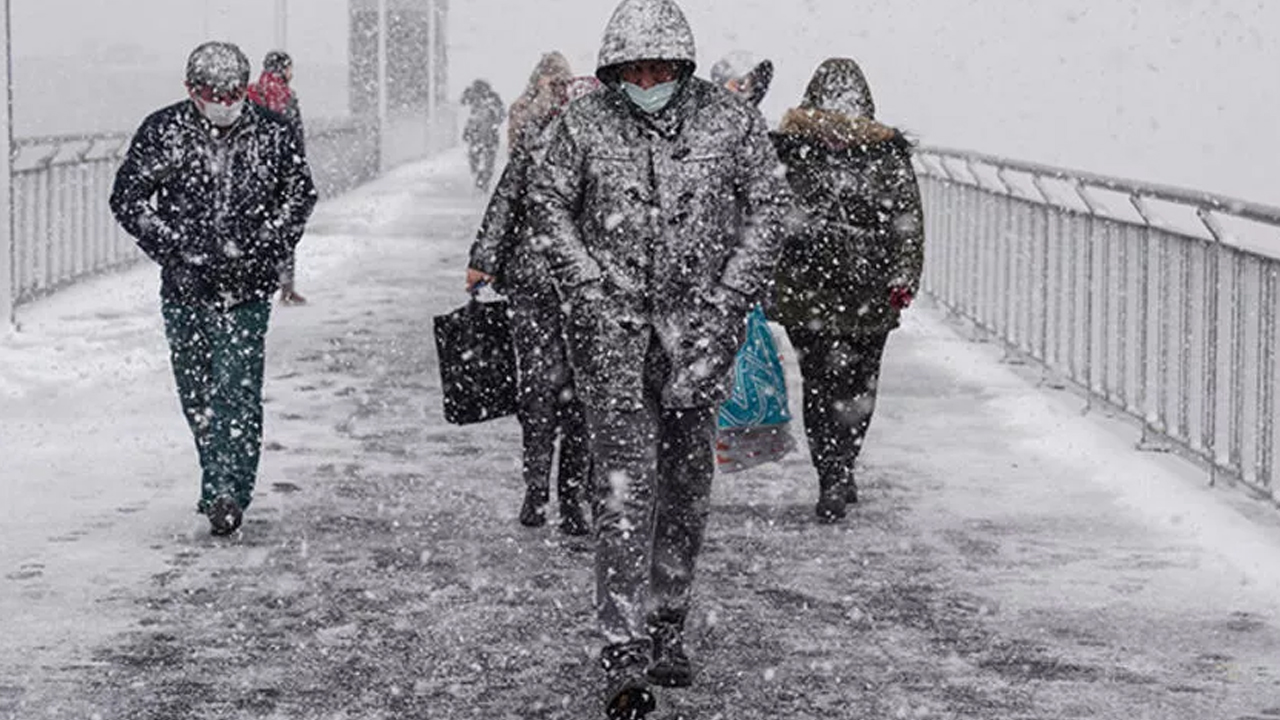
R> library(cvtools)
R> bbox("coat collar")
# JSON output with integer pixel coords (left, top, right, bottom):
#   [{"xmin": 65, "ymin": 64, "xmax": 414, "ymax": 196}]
[{"xmin": 777, "ymin": 107, "xmax": 902, "ymax": 150}]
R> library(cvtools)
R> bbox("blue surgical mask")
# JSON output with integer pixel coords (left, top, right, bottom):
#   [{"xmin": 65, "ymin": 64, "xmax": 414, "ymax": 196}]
[{"xmin": 621, "ymin": 81, "xmax": 679, "ymax": 114}]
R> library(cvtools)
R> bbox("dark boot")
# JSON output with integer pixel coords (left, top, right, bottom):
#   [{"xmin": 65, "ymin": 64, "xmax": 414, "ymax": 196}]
[
  {"xmin": 646, "ymin": 610, "xmax": 693, "ymax": 688},
  {"xmin": 601, "ymin": 640, "xmax": 656, "ymax": 719},
  {"xmin": 814, "ymin": 478, "xmax": 848, "ymax": 524},
  {"xmin": 558, "ymin": 495, "xmax": 590, "ymax": 537},
  {"xmin": 207, "ymin": 495, "xmax": 243, "ymax": 536},
  {"xmin": 519, "ymin": 486, "xmax": 549, "ymax": 527}
]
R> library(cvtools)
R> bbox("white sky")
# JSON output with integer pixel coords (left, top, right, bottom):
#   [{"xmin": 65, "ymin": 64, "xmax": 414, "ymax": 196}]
[{"xmin": 7, "ymin": 0, "xmax": 1277, "ymax": 202}]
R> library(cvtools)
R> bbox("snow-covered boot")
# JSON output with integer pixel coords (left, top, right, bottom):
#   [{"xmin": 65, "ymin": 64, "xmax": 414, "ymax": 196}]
[
  {"xmin": 646, "ymin": 610, "xmax": 693, "ymax": 687},
  {"xmin": 814, "ymin": 478, "xmax": 849, "ymax": 523},
  {"xmin": 207, "ymin": 495, "xmax": 243, "ymax": 536},
  {"xmin": 601, "ymin": 640, "xmax": 656, "ymax": 719},
  {"xmin": 519, "ymin": 486, "xmax": 549, "ymax": 527}
]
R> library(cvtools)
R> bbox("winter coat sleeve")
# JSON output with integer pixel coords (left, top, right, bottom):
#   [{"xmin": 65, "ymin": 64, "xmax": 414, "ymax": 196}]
[
  {"xmin": 718, "ymin": 109, "xmax": 792, "ymax": 300},
  {"xmin": 884, "ymin": 141, "xmax": 925, "ymax": 291},
  {"xmin": 528, "ymin": 119, "xmax": 603, "ymax": 292},
  {"xmin": 109, "ymin": 116, "xmax": 180, "ymax": 265},
  {"xmin": 468, "ymin": 153, "xmax": 529, "ymax": 277},
  {"xmin": 270, "ymin": 126, "xmax": 318, "ymax": 252}
]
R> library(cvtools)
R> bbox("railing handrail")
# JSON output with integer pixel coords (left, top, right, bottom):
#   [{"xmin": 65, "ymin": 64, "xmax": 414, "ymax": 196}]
[{"xmin": 918, "ymin": 145, "xmax": 1280, "ymax": 230}]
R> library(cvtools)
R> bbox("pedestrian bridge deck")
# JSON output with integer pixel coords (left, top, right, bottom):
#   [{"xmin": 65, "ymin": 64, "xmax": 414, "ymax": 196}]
[{"xmin": 2, "ymin": 151, "xmax": 1279, "ymax": 719}]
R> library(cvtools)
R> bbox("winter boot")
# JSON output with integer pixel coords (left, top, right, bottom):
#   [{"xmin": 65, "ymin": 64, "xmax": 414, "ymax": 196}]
[
  {"xmin": 558, "ymin": 479, "xmax": 591, "ymax": 537},
  {"xmin": 207, "ymin": 495, "xmax": 243, "ymax": 536},
  {"xmin": 519, "ymin": 486, "xmax": 549, "ymax": 528},
  {"xmin": 601, "ymin": 640, "xmax": 656, "ymax": 719},
  {"xmin": 558, "ymin": 497, "xmax": 590, "ymax": 537},
  {"xmin": 646, "ymin": 610, "xmax": 693, "ymax": 687},
  {"xmin": 814, "ymin": 480, "xmax": 848, "ymax": 524}
]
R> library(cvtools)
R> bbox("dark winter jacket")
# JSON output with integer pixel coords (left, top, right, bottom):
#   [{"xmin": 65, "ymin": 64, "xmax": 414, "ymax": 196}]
[
  {"xmin": 110, "ymin": 100, "xmax": 317, "ymax": 309},
  {"xmin": 528, "ymin": 0, "xmax": 792, "ymax": 410},
  {"xmin": 771, "ymin": 59, "xmax": 925, "ymax": 336}
]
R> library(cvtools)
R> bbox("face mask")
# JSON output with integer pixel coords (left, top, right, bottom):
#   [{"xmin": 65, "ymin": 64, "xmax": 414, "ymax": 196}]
[
  {"xmin": 621, "ymin": 81, "xmax": 678, "ymax": 114},
  {"xmin": 198, "ymin": 98, "xmax": 245, "ymax": 127}
]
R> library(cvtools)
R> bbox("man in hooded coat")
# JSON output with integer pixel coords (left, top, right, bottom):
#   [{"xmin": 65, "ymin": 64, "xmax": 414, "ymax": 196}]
[
  {"xmin": 528, "ymin": 1, "xmax": 791, "ymax": 716},
  {"xmin": 771, "ymin": 58, "xmax": 925, "ymax": 522}
]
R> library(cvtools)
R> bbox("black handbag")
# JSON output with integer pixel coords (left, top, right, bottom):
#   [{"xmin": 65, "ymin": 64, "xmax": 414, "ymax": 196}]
[{"xmin": 432, "ymin": 298, "xmax": 518, "ymax": 425}]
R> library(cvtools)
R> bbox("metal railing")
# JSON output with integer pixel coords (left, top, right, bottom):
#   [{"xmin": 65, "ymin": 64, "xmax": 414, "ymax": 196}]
[
  {"xmin": 914, "ymin": 146, "xmax": 1280, "ymax": 503},
  {"xmin": 6, "ymin": 117, "xmax": 383, "ymax": 306}
]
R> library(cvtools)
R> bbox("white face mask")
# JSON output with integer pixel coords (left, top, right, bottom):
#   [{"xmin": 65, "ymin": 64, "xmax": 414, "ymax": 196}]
[
  {"xmin": 198, "ymin": 98, "xmax": 245, "ymax": 128},
  {"xmin": 621, "ymin": 81, "xmax": 679, "ymax": 114}
]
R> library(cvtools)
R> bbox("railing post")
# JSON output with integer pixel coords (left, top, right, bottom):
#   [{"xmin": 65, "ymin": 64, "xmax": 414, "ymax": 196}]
[
  {"xmin": 0, "ymin": 0, "xmax": 12, "ymax": 330},
  {"xmin": 376, "ymin": 0, "xmax": 389, "ymax": 174}
]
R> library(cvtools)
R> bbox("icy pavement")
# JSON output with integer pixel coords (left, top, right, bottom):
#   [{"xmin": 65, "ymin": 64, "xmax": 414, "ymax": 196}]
[{"xmin": 2, "ymin": 149, "xmax": 1280, "ymax": 719}]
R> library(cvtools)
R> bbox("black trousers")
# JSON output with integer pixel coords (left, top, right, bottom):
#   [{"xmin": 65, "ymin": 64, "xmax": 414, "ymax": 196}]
[
  {"xmin": 510, "ymin": 289, "xmax": 590, "ymax": 502},
  {"xmin": 784, "ymin": 328, "xmax": 891, "ymax": 489}
]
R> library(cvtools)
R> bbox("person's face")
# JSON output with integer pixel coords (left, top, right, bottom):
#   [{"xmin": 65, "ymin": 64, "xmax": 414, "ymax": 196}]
[
  {"xmin": 619, "ymin": 60, "xmax": 678, "ymax": 89},
  {"xmin": 284, "ymin": 65, "xmax": 293, "ymax": 83}
]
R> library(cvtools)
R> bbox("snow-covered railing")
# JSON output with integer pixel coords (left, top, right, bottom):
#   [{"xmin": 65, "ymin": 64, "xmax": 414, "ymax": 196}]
[
  {"xmin": 914, "ymin": 146, "xmax": 1280, "ymax": 503},
  {"xmin": 6, "ymin": 119, "xmax": 381, "ymax": 307}
]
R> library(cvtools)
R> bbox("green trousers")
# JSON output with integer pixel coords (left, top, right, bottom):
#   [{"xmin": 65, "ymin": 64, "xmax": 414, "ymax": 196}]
[{"xmin": 162, "ymin": 300, "xmax": 271, "ymax": 512}]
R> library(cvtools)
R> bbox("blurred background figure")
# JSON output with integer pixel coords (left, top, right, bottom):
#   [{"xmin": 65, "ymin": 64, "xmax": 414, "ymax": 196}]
[
  {"xmin": 248, "ymin": 50, "xmax": 309, "ymax": 305},
  {"xmin": 709, "ymin": 50, "xmax": 774, "ymax": 107},
  {"xmin": 506, "ymin": 51, "xmax": 572, "ymax": 155},
  {"xmin": 460, "ymin": 79, "xmax": 505, "ymax": 191},
  {"xmin": 770, "ymin": 57, "xmax": 924, "ymax": 523}
]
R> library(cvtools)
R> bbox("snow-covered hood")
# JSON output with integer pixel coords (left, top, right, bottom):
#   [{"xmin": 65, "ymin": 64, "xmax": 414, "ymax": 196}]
[
  {"xmin": 800, "ymin": 57, "xmax": 876, "ymax": 121},
  {"xmin": 595, "ymin": 0, "xmax": 696, "ymax": 81}
]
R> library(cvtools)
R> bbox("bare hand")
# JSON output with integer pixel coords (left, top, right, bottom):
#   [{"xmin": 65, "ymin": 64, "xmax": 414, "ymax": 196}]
[{"xmin": 466, "ymin": 267, "xmax": 495, "ymax": 294}]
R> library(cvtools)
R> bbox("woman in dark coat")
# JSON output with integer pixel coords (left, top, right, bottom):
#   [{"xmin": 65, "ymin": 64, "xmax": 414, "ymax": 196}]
[
  {"xmin": 465, "ymin": 58, "xmax": 592, "ymax": 536},
  {"xmin": 772, "ymin": 58, "xmax": 925, "ymax": 523}
]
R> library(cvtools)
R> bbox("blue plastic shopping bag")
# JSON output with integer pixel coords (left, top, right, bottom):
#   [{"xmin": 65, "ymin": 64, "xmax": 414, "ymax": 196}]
[{"xmin": 716, "ymin": 305, "xmax": 796, "ymax": 473}]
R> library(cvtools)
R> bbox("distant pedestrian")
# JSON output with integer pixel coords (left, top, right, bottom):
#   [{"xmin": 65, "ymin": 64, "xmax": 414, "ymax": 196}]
[
  {"xmin": 460, "ymin": 79, "xmax": 505, "ymax": 190},
  {"xmin": 771, "ymin": 57, "xmax": 925, "ymax": 522},
  {"xmin": 110, "ymin": 41, "xmax": 317, "ymax": 536},
  {"xmin": 709, "ymin": 51, "xmax": 774, "ymax": 108},
  {"xmin": 247, "ymin": 49, "xmax": 309, "ymax": 306}
]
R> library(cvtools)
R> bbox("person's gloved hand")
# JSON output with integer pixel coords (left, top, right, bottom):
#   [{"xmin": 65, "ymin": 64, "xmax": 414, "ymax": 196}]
[{"xmin": 889, "ymin": 286, "xmax": 914, "ymax": 310}]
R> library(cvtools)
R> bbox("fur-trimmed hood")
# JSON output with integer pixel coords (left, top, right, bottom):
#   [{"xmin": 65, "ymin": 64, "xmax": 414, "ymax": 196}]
[{"xmin": 776, "ymin": 107, "xmax": 908, "ymax": 151}]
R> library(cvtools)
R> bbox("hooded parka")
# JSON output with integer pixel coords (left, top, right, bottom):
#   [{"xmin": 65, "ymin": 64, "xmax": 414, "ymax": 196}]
[
  {"xmin": 771, "ymin": 58, "xmax": 925, "ymax": 336},
  {"xmin": 530, "ymin": 0, "xmax": 791, "ymax": 412}
]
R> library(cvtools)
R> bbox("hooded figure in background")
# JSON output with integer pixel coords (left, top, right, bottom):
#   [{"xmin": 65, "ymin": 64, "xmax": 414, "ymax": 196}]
[
  {"xmin": 771, "ymin": 58, "xmax": 925, "ymax": 523},
  {"xmin": 465, "ymin": 62, "xmax": 598, "ymax": 538},
  {"xmin": 247, "ymin": 49, "xmax": 309, "ymax": 306},
  {"xmin": 506, "ymin": 51, "xmax": 574, "ymax": 153},
  {"xmin": 460, "ymin": 79, "xmax": 505, "ymax": 190},
  {"xmin": 709, "ymin": 51, "xmax": 774, "ymax": 108},
  {"xmin": 528, "ymin": 0, "xmax": 791, "ymax": 716}
]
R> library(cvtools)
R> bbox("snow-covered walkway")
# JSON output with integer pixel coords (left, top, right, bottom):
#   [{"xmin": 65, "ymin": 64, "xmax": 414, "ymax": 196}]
[{"xmin": 3, "ymin": 151, "xmax": 1280, "ymax": 719}]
